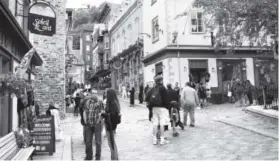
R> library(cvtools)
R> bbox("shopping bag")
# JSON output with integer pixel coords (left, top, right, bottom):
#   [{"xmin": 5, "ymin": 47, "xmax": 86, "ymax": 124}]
[{"xmin": 228, "ymin": 91, "xmax": 232, "ymax": 97}]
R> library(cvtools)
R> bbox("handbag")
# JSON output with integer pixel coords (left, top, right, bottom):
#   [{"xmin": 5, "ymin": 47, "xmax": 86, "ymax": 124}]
[{"xmin": 116, "ymin": 113, "xmax": 121, "ymax": 124}]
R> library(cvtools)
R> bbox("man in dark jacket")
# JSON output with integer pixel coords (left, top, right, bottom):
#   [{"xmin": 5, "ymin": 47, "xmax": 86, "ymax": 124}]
[{"xmin": 146, "ymin": 74, "xmax": 169, "ymax": 145}]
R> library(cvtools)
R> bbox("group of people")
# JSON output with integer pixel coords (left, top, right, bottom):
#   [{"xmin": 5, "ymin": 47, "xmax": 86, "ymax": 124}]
[
  {"xmin": 72, "ymin": 88, "xmax": 121, "ymax": 160},
  {"xmin": 227, "ymin": 79, "xmax": 254, "ymax": 107},
  {"xmin": 145, "ymin": 74, "xmax": 200, "ymax": 145},
  {"xmin": 120, "ymin": 83, "xmax": 145, "ymax": 107}
]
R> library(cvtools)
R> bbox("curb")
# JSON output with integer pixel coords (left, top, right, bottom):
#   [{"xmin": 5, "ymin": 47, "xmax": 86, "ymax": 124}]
[
  {"xmin": 215, "ymin": 119, "xmax": 278, "ymax": 140},
  {"xmin": 62, "ymin": 135, "xmax": 72, "ymax": 160},
  {"xmin": 245, "ymin": 106, "xmax": 278, "ymax": 120}
]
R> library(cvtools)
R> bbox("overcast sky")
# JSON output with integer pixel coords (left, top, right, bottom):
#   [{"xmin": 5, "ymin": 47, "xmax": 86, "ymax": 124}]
[{"xmin": 66, "ymin": 0, "xmax": 122, "ymax": 8}]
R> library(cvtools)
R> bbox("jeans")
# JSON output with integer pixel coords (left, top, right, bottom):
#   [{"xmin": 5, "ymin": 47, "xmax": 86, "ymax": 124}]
[
  {"xmin": 183, "ymin": 104, "xmax": 195, "ymax": 126},
  {"xmin": 105, "ymin": 128, "xmax": 118, "ymax": 160},
  {"xmin": 84, "ymin": 122, "xmax": 103, "ymax": 160}
]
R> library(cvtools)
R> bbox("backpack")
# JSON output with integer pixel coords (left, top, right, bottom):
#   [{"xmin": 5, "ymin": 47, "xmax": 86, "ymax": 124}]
[{"xmin": 149, "ymin": 85, "xmax": 162, "ymax": 106}]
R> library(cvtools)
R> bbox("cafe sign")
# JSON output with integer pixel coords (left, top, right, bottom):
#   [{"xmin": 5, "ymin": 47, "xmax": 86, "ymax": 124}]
[{"xmin": 28, "ymin": 1, "xmax": 56, "ymax": 36}]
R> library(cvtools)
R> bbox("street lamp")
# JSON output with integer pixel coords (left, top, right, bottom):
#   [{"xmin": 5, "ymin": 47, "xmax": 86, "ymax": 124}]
[{"xmin": 172, "ymin": 30, "xmax": 181, "ymax": 88}]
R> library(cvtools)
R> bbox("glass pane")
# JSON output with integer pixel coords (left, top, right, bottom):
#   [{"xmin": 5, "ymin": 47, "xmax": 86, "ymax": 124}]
[
  {"xmin": 197, "ymin": 12, "xmax": 202, "ymax": 19},
  {"xmin": 198, "ymin": 19, "xmax": 202, "ymax": 25},
  {"xmin": 192, "ymin": 26, "xmax": 197, "ymax": 32},
  {"xmin": 191, "ymin": 19, "xmax": 197, "ymax": 25},
  {"xmin": 198, "ymin": 26, "xmax": 203, "ymax": 32}
]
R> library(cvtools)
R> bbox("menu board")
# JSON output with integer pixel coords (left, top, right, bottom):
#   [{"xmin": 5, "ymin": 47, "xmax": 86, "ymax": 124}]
[{"xmin": 33, "ymin": 115, "xmax": 55, "ymax": 155}]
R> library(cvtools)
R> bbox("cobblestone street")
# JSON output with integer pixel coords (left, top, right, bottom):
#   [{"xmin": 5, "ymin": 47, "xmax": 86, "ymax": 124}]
[{"xmin": 62, "ymin": 100, "xmax": 278, "ymax": 160}]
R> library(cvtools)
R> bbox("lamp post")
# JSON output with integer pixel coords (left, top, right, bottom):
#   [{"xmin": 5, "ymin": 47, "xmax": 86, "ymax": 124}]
[{"xmin": 172, "ymin": 31, "xmax": 181, "ymax": 87}]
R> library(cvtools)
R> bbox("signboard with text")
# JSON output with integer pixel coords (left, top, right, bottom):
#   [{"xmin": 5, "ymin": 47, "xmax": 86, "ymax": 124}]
[
  {"xmin": 33, "ymin": 115, "xmax": 55, "ymax": 155},
  {"xmin": 28, "ymin": 13, "xmax": 56, "ymax": 36},
  {"xmin": 28, "ymin": 2, "xmax": 56, "ymax": 36}
]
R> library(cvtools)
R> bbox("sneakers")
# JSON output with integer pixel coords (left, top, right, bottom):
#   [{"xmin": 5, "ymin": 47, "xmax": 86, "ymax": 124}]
[
  {"xmin": 153, "ymin": 136, "xmax": 158, "ymax": 145},
  {"xmin": 160, "ymin": 137, "xmax": 169, "ymax": 145}
]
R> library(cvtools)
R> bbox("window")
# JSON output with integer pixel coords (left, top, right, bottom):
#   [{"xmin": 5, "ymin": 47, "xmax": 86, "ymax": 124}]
[
  {"xmin": 87, "ymin": 55, "xmax": 91, "ymax": 61},
  {"xmin": 112, "ymin": 39, "xmax": 115, "ymax": 53},
  {"xmin": 86, "ymin": 35, "xmax": 91, "ymax": 41},
  {"xmin": 122, "ymin": 30, "xmax": 126, "ymax": 49},
  {"xmin": 218, "ymin": 14, "xmax": 229, "ymax": 34},
  {"xmin": 151, "ymin": 0, "xmax": 157, "ymax": 5},
  {"xmin": 117, "ymin": 34, "xmax": 120, "ymax": 53},
  {"xmin": 191, "ymin": 11, "xmax": 204, "ymax": 33},
  {"xmin": 86, "ymin": 45, "xmax": 90, "ymax": 51},
  {"xmin": 86, "ymin": 65, "xmax": 90, "ymax": 71},
  {"xmin": 72, "ymin": 35, "xmax": 80, "ymax": 50},
  {"xmin": 105, "ymin": 42, "xmax": 109, "ymax": 49},
  {"xmin": 152, "ymin": 16, "xmax": 159, "ymax": 43},
  {"xmin": 127, "ymin": 24, "xmax": 132, "ymax": 42}
]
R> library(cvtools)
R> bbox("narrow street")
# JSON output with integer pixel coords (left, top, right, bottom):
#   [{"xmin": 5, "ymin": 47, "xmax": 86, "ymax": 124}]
[{"xmin": 63, "ymin": 100, "xmax": 278, "ymax": 160}]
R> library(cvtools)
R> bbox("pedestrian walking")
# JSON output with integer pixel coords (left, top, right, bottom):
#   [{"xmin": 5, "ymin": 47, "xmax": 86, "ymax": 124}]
[
  {"xmin": 101, "ymin": 89, "xmax": 121, "ymax": 160},
  {"xmin": 144, "ymin": 84, "xmax": 150, "ymax": 101},
  {"xmin": 79, "ymin": 92, "xmax": 88, "ymax": 144},
  {"xmin": 139, "ymin": 83, "xmax": 144, "ymax": 104},
  {"xmin": 122, "ymin": 85, "xmax": 127, "ymax": 99},
  {"xmin": 129, "ymin": 86, "xmax": 135, "ymax": 107},
  {"xmin": 198, "ymin": 83, "xmax": 207, "ymax": 108},
  {"xmin": 181, "ymin": 82, "xmax": 200, "ymax": 127},
  {"xmin": 74, "ymin": 93, "xmax": 81, "ymax": 116},
  {"xmin": 234, "ymin": 79, "xmax": 244, "ymax": 107},
  {"xmin": 82, "ymin": 91, "xmax": 104, "ymax": 160},
  {"xmin": 244, "ymin": 80, "xmax": 253, "ymax": 105},
  {"xmin": 166, "ymin": 84, "xmax": 184, "ymax": 130},
  {"xmin": 145, "ymin": 74, "xmax": 169, "ymax": 145}
]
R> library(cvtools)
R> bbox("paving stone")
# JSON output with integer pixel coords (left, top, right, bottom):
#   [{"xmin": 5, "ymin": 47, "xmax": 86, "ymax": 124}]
[{"xmin": 68, "ymin": 100, "xmax": 278, "ymax": 160}]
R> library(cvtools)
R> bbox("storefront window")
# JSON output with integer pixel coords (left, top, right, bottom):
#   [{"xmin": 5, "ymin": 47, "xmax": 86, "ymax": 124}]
[
  {"xmin": 0, "ymin": 56, "xmax": 12, "ymax": 137},
  {"xmin": 256, "ymin": 60, "xmax": 278, "ymax": 86}
]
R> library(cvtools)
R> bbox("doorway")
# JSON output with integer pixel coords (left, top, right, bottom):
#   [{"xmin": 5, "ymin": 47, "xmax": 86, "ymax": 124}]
[
  {"xmin": 190, "ymin": 68, "xmax": 208, "ymax": 83},
  {"xmin": 188, "ymin": 60, "xmax": 208, "ymax": 84}
]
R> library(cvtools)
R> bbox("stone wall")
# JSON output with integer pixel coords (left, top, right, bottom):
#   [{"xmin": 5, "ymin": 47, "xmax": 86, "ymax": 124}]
[{"xmin": 30, "ymin": 0, "xmax": 66, "ymax": 115}]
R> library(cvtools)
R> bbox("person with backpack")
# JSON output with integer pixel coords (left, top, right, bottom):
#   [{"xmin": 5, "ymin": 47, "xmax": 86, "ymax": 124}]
[
  {"xmin": 101, "ymin": 89, "xmax": 121, "ymax": 160},
  {"xmin": 181, "ymin": 82, "xmax": 200, "ymax": 127},
  {"xmin": 146, "ymin": 74, "xmax": 169, "ymax": 145},
  {"xmin": 83, "ymin": 91, "xmax": 104, "ymax": 160}
]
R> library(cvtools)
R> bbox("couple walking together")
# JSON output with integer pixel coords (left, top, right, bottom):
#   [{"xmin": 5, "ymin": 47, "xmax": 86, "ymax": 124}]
[
  {"xmin": 146, "ymin": 75, "xmax": 199, "ymax": 145},
  {"xmin": 80, "ymin": 89, "xmax": 121, "ymax": 160}
]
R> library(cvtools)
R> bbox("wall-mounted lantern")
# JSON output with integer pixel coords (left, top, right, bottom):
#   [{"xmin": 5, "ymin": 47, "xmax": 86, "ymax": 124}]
[{"xmin": 212, "ymin": 67, "xmax": 216, "ymax": 73}]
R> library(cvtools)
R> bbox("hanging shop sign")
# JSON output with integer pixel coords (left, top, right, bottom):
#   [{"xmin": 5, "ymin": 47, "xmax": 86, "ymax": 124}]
[{"xmin": 28, "ymin": 1, "xmax": 56, "ymax": 36}]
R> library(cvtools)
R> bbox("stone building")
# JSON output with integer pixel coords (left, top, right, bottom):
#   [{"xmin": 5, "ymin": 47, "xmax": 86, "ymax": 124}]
[
  {"xmin": 89, "ymin": 3, "xmax": 120, "ymax": 90},
  {"xmin": 0, "ymin": 0, "xmax": 43, "ymax": 136},
  {"xmin": 108, "ymin": 0, "xmax": 144, "ymax": 93},
  {"xmin": 142, "ymin": 0, "xmax": 278, "ymax": 104},
  {"xmin": 30, "ymin": 0, "xmax": 67, "ymax": 113},
  {"xmin": 80, "ymin": 29, "xmax": 94, "ymax": 83}
]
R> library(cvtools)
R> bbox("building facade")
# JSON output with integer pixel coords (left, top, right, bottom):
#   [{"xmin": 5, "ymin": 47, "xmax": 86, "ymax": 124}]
[
  {"xmin": 0, "ymin": 0, "xmax": 42, "ymax": 137},
  {"xmin": 89, "ymin": 3, "xmax": 120, "ymax": 90},
  {"xmin": 30, "ymin": 0, "xmax": 67, "ymax": 113},
  {"xmin": 108, "ymin": 0, "xmax": 144, "ymax": 93},
  {"xmin": 142, "ymin": 0, "xmax": 278, "ymax": 103},
  {"xmin": 80, "ymin": 29, "xmax": 94, "ymax": 83}
]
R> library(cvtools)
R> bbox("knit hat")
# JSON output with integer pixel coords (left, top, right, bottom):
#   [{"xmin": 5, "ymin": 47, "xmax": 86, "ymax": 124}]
[{"xmin": 154, "ymin": 75, "xmax": 163, "ymax": 83}]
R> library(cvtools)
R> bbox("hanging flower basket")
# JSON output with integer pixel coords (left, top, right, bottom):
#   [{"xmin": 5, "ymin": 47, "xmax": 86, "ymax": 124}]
[{"xmin": 0, "ymin": 72, "xmax": 30, "ymax": 97}]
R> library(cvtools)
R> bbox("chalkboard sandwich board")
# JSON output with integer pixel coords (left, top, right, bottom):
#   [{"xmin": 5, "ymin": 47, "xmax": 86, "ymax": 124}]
[{"xmin": 32, "ymin": 115, "xmax": 55, "ymax": 155}]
